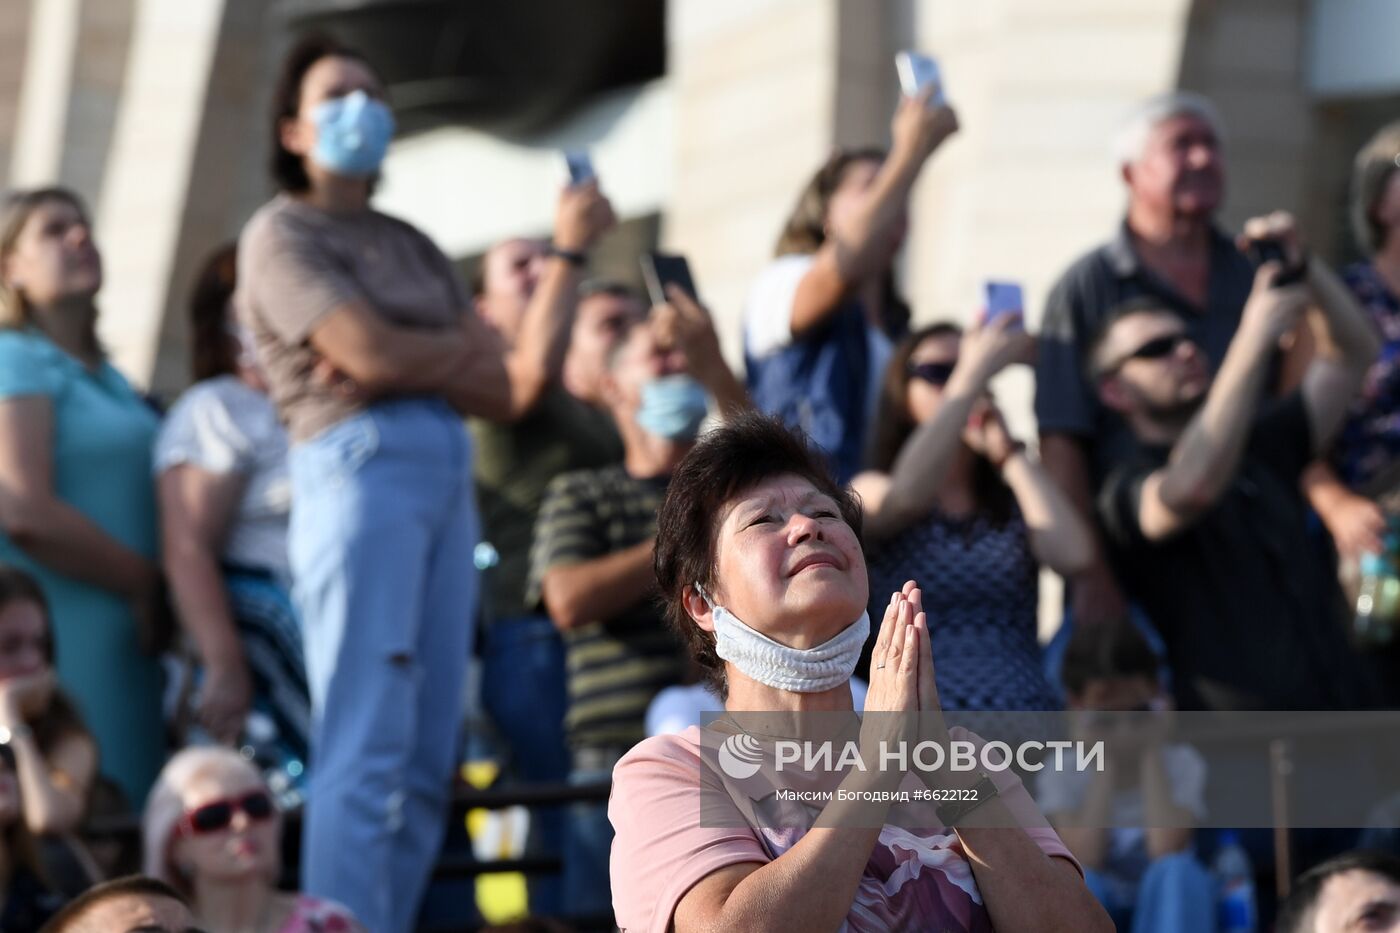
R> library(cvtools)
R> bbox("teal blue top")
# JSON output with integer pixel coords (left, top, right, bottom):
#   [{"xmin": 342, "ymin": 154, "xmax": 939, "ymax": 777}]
[{"xmin": 0, "ymin": 328, "xmax": 164, "ymax": 805}]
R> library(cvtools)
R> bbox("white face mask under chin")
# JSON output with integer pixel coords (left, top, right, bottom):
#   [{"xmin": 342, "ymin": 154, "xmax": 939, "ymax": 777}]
[{"xmin": 696, "ymin": 584, "xmax": 869, "ymax": 694}]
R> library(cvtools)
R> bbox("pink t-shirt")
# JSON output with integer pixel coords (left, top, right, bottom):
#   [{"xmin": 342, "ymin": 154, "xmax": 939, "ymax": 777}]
[
  {"xmin": 279, "ymin": 894, "xmax": 362, "ymax": 933},
  {"xmin": 609, "ymin": 726, "xmax": 1081, "ymax": 932}
]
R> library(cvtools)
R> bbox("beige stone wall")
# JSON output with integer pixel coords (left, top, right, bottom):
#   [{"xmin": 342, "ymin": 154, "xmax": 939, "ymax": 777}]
[
  {"xmin": 9, "ymin": 0, "xmax": 80, "ymax": 185},
  {"xmin": 1176, "ymin": 0, "xmax": 1316, "ymax": 233},
  {"xmin": 94, "ymin": 0, "xmax": 233, "ymax": 386},
  {"xmin": 0, "ymin": 0, "xmax": 36, "ymax": 185},
  {"xmin": 4, "ymin": 0, "xmax": 1375, "ymax": 405},
  {"xmin": 59, "ymin": 0, "xmax": 136, "ymax": 205},
  {"xmin": 146, "ymin": 0, "xmax": 284, "ymax": 396},
  {"xmin": 663, "ymin": 0, "xmax": 848, "ymax": 363}
]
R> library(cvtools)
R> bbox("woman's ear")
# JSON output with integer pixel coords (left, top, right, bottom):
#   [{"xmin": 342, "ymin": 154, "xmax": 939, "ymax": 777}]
[
  {"xmin": 598, "ymin": 370, "xmax": 625, "ymax": 411},
  {"xmin": 682, "ymin": 584, "xmax": 715, "ymax": 634},
  {"xmin": 170, "ymin": 835, "xmax": 195, "ymax": 881},
  {"xmin": 279, "ymin": 115, "xmax": 311, "ymax": 158}
]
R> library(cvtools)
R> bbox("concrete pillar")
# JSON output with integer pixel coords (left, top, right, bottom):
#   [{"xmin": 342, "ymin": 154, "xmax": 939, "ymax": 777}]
[
  {"xmin": 58, "ymin": 0, "xmax": 138, "ymax": 205},
  {"xmin": 0, "ymin": 0, "xmax": 38, "ymax": 185},
  {"xmin": 93, "ymin": 0, "xmax": 228, "ymax": 387},
  {"xmin": 146, "ymin": 0, "xmax": 284, "ymax": 397},
  {"xmin": 9, "ymin": 0, "xmax": 81, "ymax": 186},
  {"xmin": 664, "ymin": 0, "xmax": 846, "ymax": 364}
]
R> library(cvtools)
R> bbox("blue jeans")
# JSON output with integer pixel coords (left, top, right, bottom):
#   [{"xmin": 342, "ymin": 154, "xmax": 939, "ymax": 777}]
[
  {"xmin": 481, "ymin": 615, "xmax": 570, "ymax": 915},
  {"xmin": 1085, "ymin": 853, "xmax": 1217, "ymax": 933},
  {"xmin": 566, "ymin": 747, "xmax": 624, "ymax": 921},
  {"xmin": 289, "ymin": 399, "xmax": 479, "ymax": 933}
]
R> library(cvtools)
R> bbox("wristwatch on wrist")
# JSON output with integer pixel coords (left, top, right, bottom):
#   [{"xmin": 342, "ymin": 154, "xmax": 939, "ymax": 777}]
[
  {"xmin": 546, "ymin": 243, "xmax": 587, "ymax": 267},
  {"xmin": 936, "ymin": 771, "xmax": 999, "ymax": 827}
]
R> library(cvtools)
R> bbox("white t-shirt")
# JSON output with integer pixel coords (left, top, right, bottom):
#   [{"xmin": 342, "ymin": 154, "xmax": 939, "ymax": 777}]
[
  {"xmin": 1035, "ymin": 742, "xmax": 1207, "ymax": 893},
  {"xmin": 154, "ymin": 375, "xmax": 292, "ymax": 578},
  {"xmin": 743, "ymin": 254, "xmax": 893, "ymax": 427},
  {"xmin": 646, "ymin": 678, "xmax": 870, "ymax": 737}
]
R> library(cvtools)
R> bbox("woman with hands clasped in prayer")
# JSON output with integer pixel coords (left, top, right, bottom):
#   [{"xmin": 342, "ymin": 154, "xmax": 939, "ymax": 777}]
[
  {"xmin": 609, "ymin": 414, "xmax": 1110, "ymax": 932},
  {"xmin": 853, "ymin": 313, "xmax": 1093, "ymax": 710}
]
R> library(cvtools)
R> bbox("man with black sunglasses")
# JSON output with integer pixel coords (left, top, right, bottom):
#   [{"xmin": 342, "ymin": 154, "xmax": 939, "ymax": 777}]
[
  {"xmin": 1087, "ymin": 212, "xmax": 1381, "ymax": 711},
  {"xmin": 1035, "ymin": 93, "xmax": 1305, "ymax": 631}
]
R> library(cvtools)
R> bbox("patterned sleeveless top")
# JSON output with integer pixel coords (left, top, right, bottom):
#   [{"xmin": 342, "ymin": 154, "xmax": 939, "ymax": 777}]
[{"xmin": 866, "ymin": 503, "xmax": 1060, "ymax": 712}]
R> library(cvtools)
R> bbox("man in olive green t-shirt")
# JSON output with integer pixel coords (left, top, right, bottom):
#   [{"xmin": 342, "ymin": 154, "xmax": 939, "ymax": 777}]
[{"xmin": 467, "ymin": 194, "xmax": 635, "ymax": 912}]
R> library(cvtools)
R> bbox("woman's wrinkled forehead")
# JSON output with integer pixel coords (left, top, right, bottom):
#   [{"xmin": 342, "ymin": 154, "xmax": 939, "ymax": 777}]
[{"xmin": 719, "ymin": 474, "xmax": 840, "ymax": 530}]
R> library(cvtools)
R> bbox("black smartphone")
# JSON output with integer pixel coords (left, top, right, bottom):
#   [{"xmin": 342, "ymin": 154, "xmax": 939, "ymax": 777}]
[
  {"xmin": 640, "ymin": 252, "xmax": 699, "ymax": 307},
  {"xmin": 1245, "ymin": 237, "xmax": 1306, "ymax": 286}
]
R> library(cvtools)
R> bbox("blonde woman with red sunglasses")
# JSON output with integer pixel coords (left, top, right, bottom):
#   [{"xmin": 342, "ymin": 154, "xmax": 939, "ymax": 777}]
[{"xmin": 142, "ymin": 747, "xmax": 364, "ymax": 933}]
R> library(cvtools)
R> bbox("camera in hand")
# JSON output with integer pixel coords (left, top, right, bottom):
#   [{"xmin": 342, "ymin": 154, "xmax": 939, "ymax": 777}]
[{"xmin": 1245, "ymin": 236, "xmax": 1306, "ymax": 287}]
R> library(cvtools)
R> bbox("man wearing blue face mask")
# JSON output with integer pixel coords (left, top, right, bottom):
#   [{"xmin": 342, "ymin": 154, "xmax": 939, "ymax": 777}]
[{"xmin": 527, "ymin": 298, "xmax": 746, "ymax": 919}]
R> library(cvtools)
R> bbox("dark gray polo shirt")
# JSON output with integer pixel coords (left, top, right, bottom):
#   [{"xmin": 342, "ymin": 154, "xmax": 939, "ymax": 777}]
[{"xmin": 1035, "ymin": 220, "xmax": 1262, "ymax": 483}]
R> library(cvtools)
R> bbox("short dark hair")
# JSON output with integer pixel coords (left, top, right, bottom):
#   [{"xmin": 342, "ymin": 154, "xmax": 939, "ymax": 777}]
[
  {"xmin": 188, "ymin": 243, "xmax": 238, "ymax": 382},
  {"xmin": 1277, "ymin": 850, "xmax": 1400, "ymax": 933},
  {"xmin": 867, "ymin": 322, "xmax": 1014, "ymax": 524},
  {"xmin": 268, "ymin": 34, "xmax": 375, "ymax": 192},
  {"xmin": 654, "ymin": 413, "xmax": 863, "ymax": 696},
  {"xmin": 1060, "ymin": 618, "xmax": 1160, "ymax": 697},
  {"xmin": 0, "ymin": 563, "xmax": 95, "ymax": 783},
  {"xmin": 1084, "ymin": 296, "xmax": 1183, "ymax": 382},
  {"xmin": 40, "ymin": 875, "xmax": 192, "ymax": 932}
]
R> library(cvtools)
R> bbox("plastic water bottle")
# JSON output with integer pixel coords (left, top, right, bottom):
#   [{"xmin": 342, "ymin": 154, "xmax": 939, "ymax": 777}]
[
  {"xmin": 1354, "ymin": 552, "xmax": 1400, "ymax": 646},
  {"xmin": 1215, "ymin": 831, "xmax": 1257, "ymax": 933}
]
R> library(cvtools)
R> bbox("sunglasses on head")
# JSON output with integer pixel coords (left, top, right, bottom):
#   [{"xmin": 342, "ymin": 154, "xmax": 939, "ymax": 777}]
[
  {"xmin": 1102, "ymin": 333, "xmax": 1187, "ymax": 375},
  {"xmin": 908, "ymin": 361, "xmax": 957, "ymax": 386},
  {"xmin": 178, "ymin": 790, "xmax": 275, "ymax": 836}
]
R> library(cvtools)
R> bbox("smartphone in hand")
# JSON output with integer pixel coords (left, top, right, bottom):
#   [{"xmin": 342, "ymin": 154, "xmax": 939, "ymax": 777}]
[
  {"xmin": 895, "ymin": 51, "xmax": 945, "ymax": 106},
  {"xmin": 563, "ymin": 150, "xmax": 596, "ymax": 186},
  {"xmin": 640, "ymin": 252, "xmax": 699, "ymax": 308},
  {"xmin": 983, "ymin": 280, "xmax": 1024, "ymax": 328},
  {"xmin": 1245, "ymin": 237, "xmax": 1306, "ymax": 286}
]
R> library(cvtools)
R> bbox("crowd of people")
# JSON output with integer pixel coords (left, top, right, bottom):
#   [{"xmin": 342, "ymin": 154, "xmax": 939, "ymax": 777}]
[{"xmin": 0, "ymin": 28, "xmax": 1395, "ymax": 933}]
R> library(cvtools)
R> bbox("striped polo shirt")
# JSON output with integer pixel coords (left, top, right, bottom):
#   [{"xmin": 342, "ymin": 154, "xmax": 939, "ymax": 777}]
[{"xmin": 527, "ymin": 464, "xmax": 684, "ymax": 751}]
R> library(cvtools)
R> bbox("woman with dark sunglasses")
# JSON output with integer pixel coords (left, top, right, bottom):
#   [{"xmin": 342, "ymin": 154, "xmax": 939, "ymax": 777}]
[
  {"xmin": 142, "ymin": 747, "xmax": 364, "ymax": 932},
  {"xmin": 851, "ymin": 315, "xmax": 1093, "ymax": 711}
]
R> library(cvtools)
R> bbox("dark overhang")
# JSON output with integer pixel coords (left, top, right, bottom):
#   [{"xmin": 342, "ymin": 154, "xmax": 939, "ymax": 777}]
[{"xmin": 278, "ymin": 0, "xmax": 666, "ymax": 136}]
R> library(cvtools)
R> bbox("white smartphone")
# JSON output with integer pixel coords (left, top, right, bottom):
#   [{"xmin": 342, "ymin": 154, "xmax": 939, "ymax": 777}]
[
  {"xmin": 895, "ymin": 51, "xmax": 945, "ymax": 106},
  {"xmin": 563, "ymin": 150, "xmax": 595, "ymax": 185},
  {"xmin": 983, "ymin": 280, "xmax": 1024, "ymax": 327}
]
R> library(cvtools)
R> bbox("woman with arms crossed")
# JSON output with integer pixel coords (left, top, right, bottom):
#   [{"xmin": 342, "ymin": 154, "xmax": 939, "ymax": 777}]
[{"xmin": 238, "ymin": 35, "xmax": 613, "ymax": 933}]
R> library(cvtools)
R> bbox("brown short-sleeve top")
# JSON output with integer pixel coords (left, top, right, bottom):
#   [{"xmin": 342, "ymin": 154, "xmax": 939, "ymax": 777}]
[{"xmin": 236, "ymin": 194, "xmax": 470, "ymax": 443}]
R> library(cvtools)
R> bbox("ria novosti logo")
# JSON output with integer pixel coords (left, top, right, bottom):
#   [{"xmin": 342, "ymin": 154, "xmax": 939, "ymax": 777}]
[
  {"xmin": 718, "ymin": 733, "xmax": 765, "ymax": 779},
  {"xmin": 715, "ymin": 733, "xmax": 1106, "ymax": 780}
]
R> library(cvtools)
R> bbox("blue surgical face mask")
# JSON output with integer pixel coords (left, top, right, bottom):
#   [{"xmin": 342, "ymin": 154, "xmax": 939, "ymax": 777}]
[
  {"xmin": 310, "ymin": 90, "xmax": 395, "ymax": 178},
  {"xmin": 637, "ymin": 374, "xmax": 709, "ymax": 441}
]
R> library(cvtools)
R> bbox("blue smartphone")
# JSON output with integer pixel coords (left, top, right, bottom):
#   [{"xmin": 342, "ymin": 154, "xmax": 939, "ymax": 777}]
[
  {"xmin": 895, "ymin": 51, "xmax": 946, "ymax": 106},
  {"xmin": 983, "ymin": 281, "xmax": 1024, "ymax": 326},
  {"xmin": 563, "ymin": 150, "xmax": 595, "ymax": 185}
]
